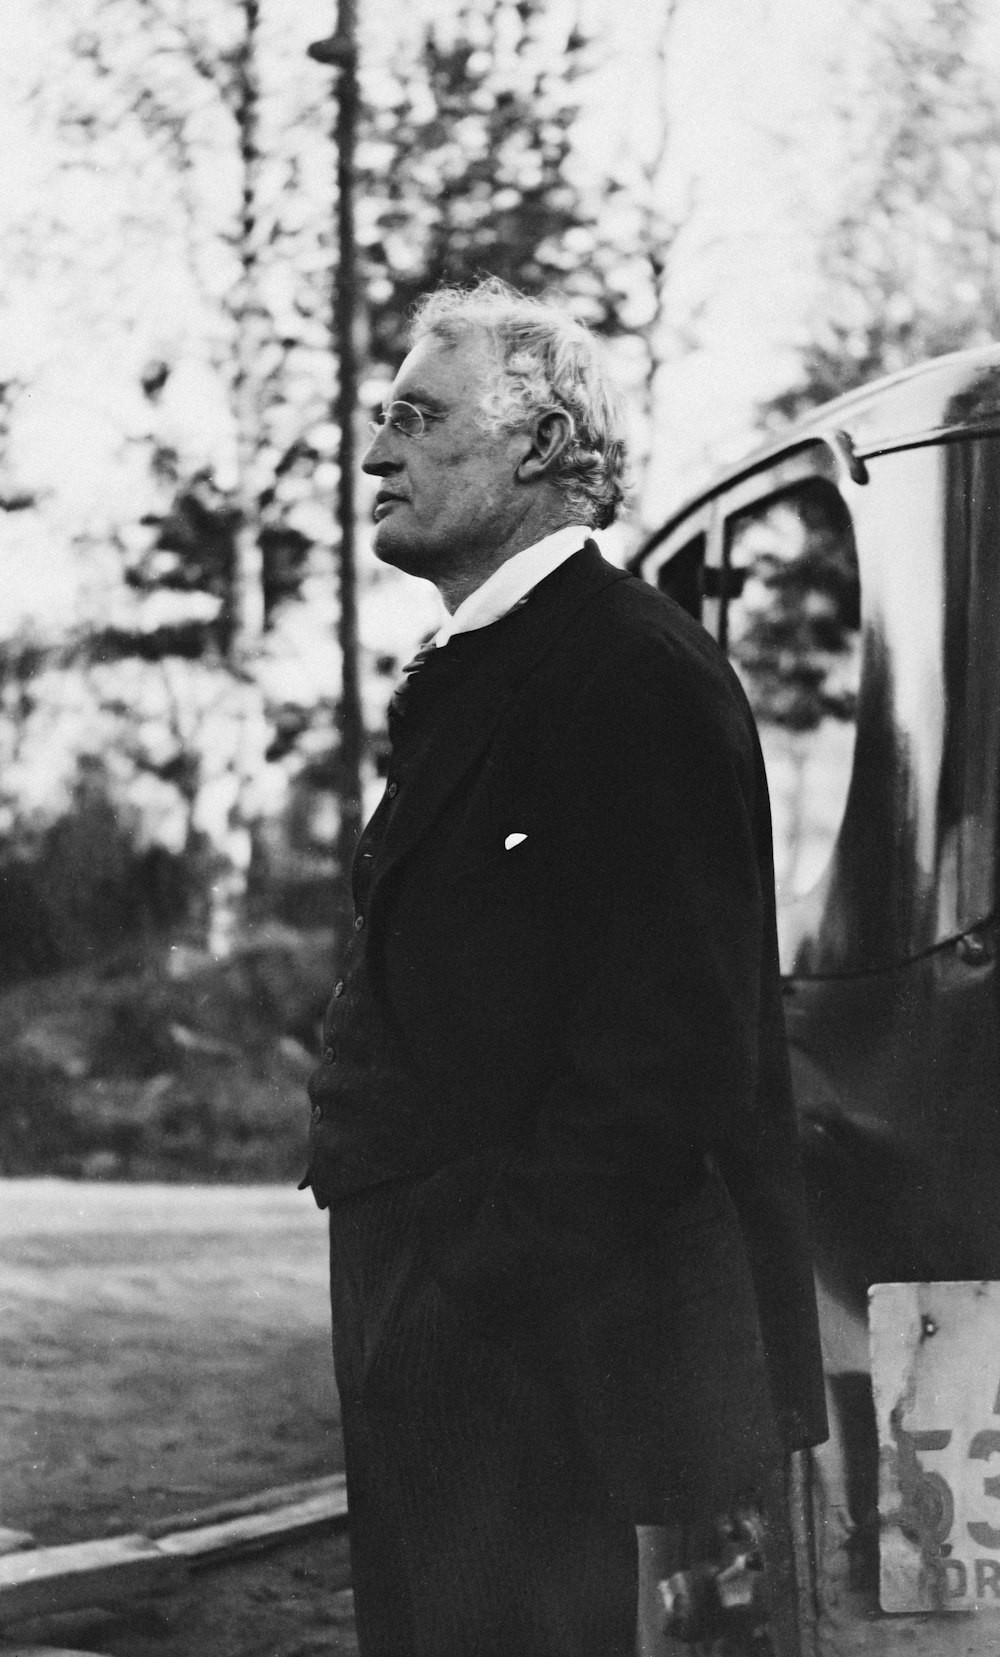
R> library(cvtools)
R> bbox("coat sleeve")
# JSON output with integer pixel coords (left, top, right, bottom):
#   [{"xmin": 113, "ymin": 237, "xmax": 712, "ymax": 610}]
[{"xmin": 539, "ymin": 636, "xmax": 766, "ymax": 1177}]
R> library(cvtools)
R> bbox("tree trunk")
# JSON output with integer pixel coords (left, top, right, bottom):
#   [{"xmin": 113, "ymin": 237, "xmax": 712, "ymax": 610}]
[
  {"xmin": 311, "ymin": 0, "xmax": 365, "ymax": 934},
  {"xmin": 211, "ymin": 0, "xmax": 268, "ymax": 958},
  {"xmin": 333, "ymin": 0, "xmax": 364, "ymax": 925}
]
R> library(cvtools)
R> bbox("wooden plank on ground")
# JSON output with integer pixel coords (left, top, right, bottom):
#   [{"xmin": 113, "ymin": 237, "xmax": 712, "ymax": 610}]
[
  {"xmin": 0, "ymin": 1646, "xmax": 113, "ymax": 1655},
  {"xmin": 0, "ymin": 1534, "xmax": 187, "ymax": 1623},
  {"xmin": 156, "ymin": 1483, "xmax": 348, "ymax": 1566},
  {"xmin": 143, "ymin": 1472, "xmax": 346, "ymax": 1538},
  {"xmin": 0, "ymin": 1478, "xmax": 349, "ymax": 1624}
]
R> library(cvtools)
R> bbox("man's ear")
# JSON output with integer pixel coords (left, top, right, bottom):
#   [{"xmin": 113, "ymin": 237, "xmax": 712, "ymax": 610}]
[{"xmin": 515, "ymin": 407, "xmax": 574, "ymax": 483}]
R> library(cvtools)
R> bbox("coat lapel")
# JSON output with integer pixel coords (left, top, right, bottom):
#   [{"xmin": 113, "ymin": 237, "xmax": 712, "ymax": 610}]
[{"xmin": 372, "ymin": 542, "xmax": 628, "ymax": 893}]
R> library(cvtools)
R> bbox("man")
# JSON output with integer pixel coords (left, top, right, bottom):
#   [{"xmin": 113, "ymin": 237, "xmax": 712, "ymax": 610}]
[{"xmin": 300, "ymin": 279, "xmax": 827, "ymax": 1657}]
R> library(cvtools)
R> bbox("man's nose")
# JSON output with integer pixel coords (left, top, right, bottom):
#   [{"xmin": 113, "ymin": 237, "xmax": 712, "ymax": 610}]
[{"xmin": 361, "ymin": 425, "xmax": 401, "ymax": 476}]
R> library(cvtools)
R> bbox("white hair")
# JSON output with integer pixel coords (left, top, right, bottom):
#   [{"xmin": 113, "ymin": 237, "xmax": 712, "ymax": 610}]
[{"xmin": 410, "ymin": 279, "xmax": 629, "ymax": 529}]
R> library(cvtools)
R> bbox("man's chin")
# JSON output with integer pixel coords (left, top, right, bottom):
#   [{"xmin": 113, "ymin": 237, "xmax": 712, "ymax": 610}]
[
  {"xmin": 373, "ymin": 522, "xmax": 431, "ymax": 579},
  {"xmin": 372, "ymin": 523, "xmax": 409, "ymax": 571}
]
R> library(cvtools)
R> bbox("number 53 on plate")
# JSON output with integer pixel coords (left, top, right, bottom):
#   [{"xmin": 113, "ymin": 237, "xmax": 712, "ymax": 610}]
[{"xmin": 872, "ymin": 1281, "xmax": 1000, "ymax": 1612}]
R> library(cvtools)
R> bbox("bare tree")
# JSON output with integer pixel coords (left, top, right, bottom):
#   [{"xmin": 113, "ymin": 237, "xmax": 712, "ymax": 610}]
[
  {"xmin": 32, "ymin": 0, "xmax": 334, "ymax": 951},
  {"xmin": 765, "ymin": 0, "xmax": 1000, "ymax": 422}
]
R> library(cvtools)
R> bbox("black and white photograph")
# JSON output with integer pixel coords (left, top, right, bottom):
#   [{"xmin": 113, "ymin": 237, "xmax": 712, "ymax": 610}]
[{"xmin": 2, "ymin": 2, "xmax": 1000, "ymax": 1654}]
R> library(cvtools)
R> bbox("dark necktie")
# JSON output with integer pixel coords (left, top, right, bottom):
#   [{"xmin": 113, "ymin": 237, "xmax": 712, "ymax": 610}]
[
  {"xmin": 389, "ymin": 584, "xmax": 542, "ymax": 732},
  {"xmin": 387, "ymin": 638, "xmax": 478, "ymax": 757},
  {"xmin": 386, "ymin": 629, "xmax": 494, "ymax": 756},
  {"xmin": 387, "ymin": 640, "xmax": 439, "ymax": 731}
]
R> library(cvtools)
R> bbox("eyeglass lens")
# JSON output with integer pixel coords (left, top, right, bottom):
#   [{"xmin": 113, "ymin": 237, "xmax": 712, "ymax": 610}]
[{"xmin": 366, "ymin": 401, "xmax": 426, "ymax": 439}]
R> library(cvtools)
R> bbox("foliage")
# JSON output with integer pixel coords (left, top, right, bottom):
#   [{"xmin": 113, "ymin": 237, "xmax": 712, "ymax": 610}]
[
  {"xmin": 0, "ymin": 927, "xmax": 335, "ymax": 1179},
  {"xmin": 357, "ymin": 0, "xmax": 612, "ymax": 371},
  {"xmin": 764, "ymin": 0, "xmax": 1000, "ymax": 424},
  {"xmin": 727, "ymin": 479, "xmax": 861, "ymax": 733},
  {"xmin": 91, "ymin": 451, "xmax": 314, "ymax": 663},
  {"xmin": 43, "ymin": 0, "xmax": 337, "ymax": 631},
  {"xmin": 0, "ymin": 757, "xmax": 190, "ymax": 981},
  {"xmin": 0, "ymin": 0, "xmax": 650, "ymax": 969},
  {"xmin": 9, "ymin": 0, "xmax": 345, "ymax": 949}
]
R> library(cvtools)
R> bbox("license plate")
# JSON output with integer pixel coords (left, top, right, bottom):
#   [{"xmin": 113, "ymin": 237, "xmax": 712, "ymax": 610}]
[{"xmin": 871, "ymin": 1281, "xmax": 1000, "ymax": 1612}]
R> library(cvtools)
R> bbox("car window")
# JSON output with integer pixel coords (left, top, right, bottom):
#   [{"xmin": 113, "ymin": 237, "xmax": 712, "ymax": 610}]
[
  {"xmin": 722, "ymin": 477, "xmax": 862, "ymax": 912},
  {"xmin": 656, "ymin": 531, "xmax": 706, "ymax": 621}
]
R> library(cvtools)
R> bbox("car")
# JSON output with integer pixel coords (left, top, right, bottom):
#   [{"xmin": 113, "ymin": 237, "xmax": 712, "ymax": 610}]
[{"xmin": 632, "ymin": 346, "xmax": 1000, "ymax": 1643}]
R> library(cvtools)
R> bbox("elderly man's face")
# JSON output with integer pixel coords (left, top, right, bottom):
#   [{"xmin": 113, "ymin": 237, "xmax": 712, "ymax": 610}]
[{"xmin": 361, "ymin": 331, "xmax": 529, "ymax": 582}]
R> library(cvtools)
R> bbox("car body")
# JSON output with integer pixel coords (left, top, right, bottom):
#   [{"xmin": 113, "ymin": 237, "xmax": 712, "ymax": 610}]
[{"xmin": 631, "ymin": 347, "xmax": 1000, "ymax": 1645}]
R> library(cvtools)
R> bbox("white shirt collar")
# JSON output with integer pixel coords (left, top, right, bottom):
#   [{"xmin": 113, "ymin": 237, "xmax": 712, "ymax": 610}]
[{"xmin": 431, "ymin": 524, "xmax": 592, "ymax": 647}]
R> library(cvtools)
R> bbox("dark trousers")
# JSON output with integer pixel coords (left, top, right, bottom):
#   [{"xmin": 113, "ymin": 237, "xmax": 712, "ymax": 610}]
[{"xmin": 329, "ymin": 1178, "xmax": 638, "ymax": 1657}]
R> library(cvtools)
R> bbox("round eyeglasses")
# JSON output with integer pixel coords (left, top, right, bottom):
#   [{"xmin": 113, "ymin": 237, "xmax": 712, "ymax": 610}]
[{"xmin": 366, "ymin": 400, "xmax": 443, "ymax": 440}]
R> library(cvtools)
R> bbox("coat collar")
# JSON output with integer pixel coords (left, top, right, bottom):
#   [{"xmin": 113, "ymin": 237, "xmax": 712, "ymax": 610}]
[{"xmin": 371, "ymin": 540, "xmax": 628, "ymax": 893}]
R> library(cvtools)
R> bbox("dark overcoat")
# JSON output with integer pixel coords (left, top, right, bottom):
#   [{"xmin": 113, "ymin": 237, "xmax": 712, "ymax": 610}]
[{"xmin": 304, "ymin": 541, "xmax": 827, "ymax": 1527}]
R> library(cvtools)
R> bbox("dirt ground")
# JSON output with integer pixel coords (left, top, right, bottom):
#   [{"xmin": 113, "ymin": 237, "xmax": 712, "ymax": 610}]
[
  {"xmin": 7, "ymin": 1180, "xmax": 973, "ymax": 1657},
  {"xmin": 0, "ymin": 1178, "xmax": 357, "ymax": 1655}
]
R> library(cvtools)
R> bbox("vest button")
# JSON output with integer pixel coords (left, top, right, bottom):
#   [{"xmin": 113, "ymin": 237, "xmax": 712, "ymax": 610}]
[
  {"xmin": 312, "ymin": 1103, "xmax": 323, "ymax": 1122},
  {"xmin": 354, "ymin": 914, "xmax": 365, "ymax": 931},
  {"xmin": 386, "ymin": 781, "xmax": 398, "ymax": 798},
  {"xmin": 333, "ymin": 980, "xmax": 345, "ymax": 997},
  {"xmin": 323, "ymin": 1047, "xmax": 336, "ymax": 1064}
]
